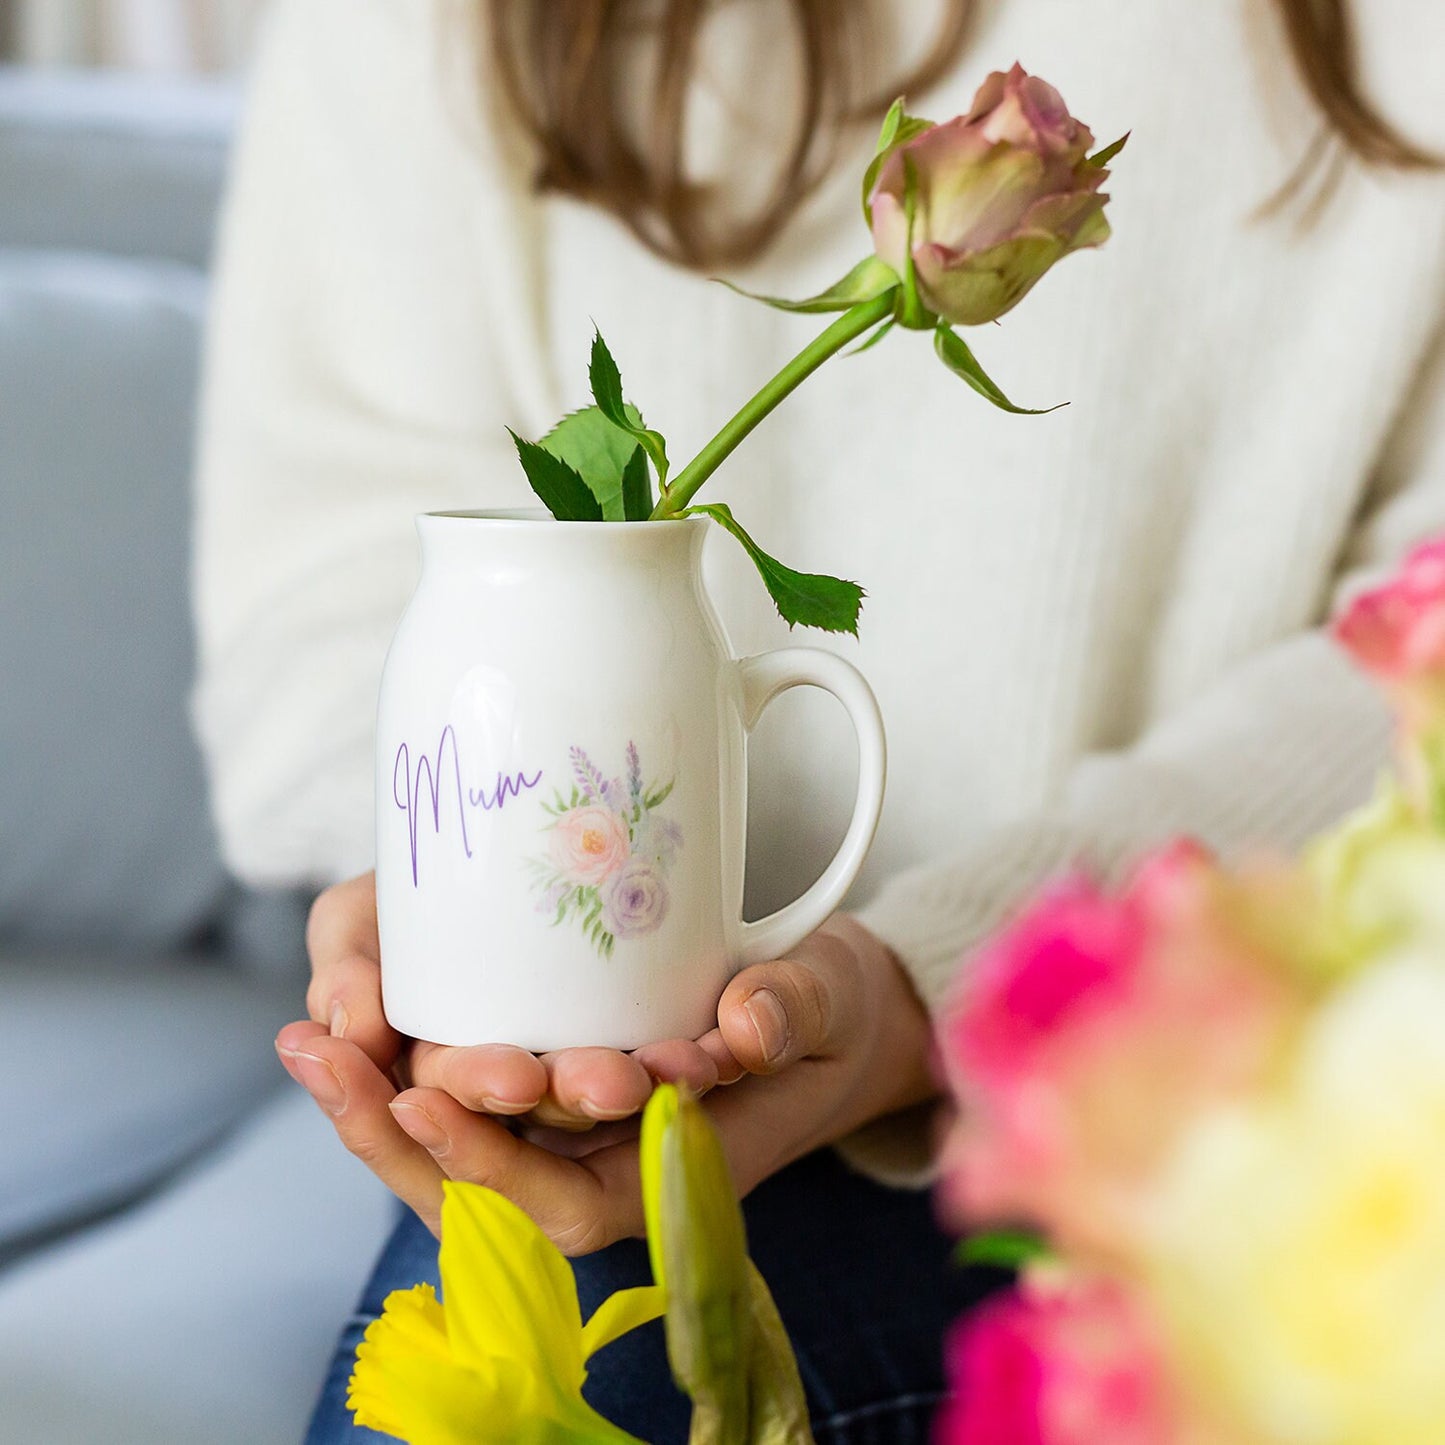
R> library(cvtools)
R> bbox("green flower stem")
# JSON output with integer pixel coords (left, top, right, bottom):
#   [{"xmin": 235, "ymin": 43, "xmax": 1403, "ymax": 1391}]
[{"xmin": 652, "ymin": 289, "xmax": 897, "ymax": 520}]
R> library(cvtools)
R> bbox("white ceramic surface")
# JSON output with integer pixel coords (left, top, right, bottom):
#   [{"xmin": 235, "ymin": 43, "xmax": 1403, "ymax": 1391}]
[{"xmin": 375, "ymin": 511, "xmax": 886, "ymax": 1051}]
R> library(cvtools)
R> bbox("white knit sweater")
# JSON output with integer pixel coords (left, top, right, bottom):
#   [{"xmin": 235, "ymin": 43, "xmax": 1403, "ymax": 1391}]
[{"xmin": 194, "ymin": 1, "xmax": 1445, "ymax": 1068}]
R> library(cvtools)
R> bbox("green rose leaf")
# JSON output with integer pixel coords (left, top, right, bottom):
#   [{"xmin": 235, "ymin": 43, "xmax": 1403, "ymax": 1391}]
[
  {"xmin": 1088, "ymin": 131, "xmax": 1131, "ymax": 169},
  {"xmin": 844, "ymin": 317, "xmax": 896, "ymax": 356},
  {"xmin": 540, "ymin": 404, "xmax": 648, "ymax": 522},
  {"xmin": 589, "ymin": 329, "xmax": 670, "ymax": 489},
  {"xmin": 954, "ymin": 1229, "xmax": 1052, "ymax": 1270},
  {"xmin": 861, "ymin": 96, "xmax": 934, "ymax": 223},
  {"xmin": 621, "ymin": 445, "xmax": 654, "ymax": 522},
  {"xmin": 933, "ymin": 326, "xmax": 1066, "ymax": 415},
  {"xmin": 508, "ymin": 428, "xmax": 603, "ymax": 521},
  {"xmin": 683, "ymin": 503, "xmax": 864, "ymax": 635},
  {"xmin": 717, "ymin": 255, "xmax": 900, "ymax": 315}
]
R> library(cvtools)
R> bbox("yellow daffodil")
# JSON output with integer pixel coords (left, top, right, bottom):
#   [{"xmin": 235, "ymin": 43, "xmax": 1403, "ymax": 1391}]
[{"xmin": 347, "ymin": 1182, "xmax": 664, "ymax": 1444}]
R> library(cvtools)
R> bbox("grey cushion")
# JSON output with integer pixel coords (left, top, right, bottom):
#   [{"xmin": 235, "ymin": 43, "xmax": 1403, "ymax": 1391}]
[
  {"xmin": 0, "ymin": 1089, "xmax": 397, "ymax": 1445},
  {"xmin": 0, "ymin": 67, "xmax": 235, "ymax": 270},
  {"xmin": 0, "ymin": 952, "xmax": 297, "ymax": 1256},
  {"xmin": 0, "ymin": 249, "xmax": 233, "ymax": 951}
]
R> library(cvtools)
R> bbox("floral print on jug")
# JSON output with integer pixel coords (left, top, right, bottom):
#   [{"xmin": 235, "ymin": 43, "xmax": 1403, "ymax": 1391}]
[{"xmin": 530, "ymin": 742, "xmax": 682, "ymax": 957}]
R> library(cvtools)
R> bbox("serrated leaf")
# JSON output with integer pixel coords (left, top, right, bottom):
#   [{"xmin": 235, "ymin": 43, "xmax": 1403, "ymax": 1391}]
[
  {"xmin": 682, "ymin": 503, "xmax": 864, "ymax": 635},
  {"xmin": 621, "ymin": 445, "xmax": 654, "ymax": 521},
  {"xmin": 508, "ymin": 429, "xmax": 603, "ymax": 520},
  {"xmin": 540, "ymin": 404, "xmax": 647, "ymax": 522},
  {"xmin": 589, "ymin": 329, "xmax": 670, "ymax": 488},
  {"xmin": 934, "ymin": 327, "xmax": 1065, "ymax": 415},
  {"xmin": 716, "ymin": 255, "xmax": 899, "ymax": 315},
  {"xmin": 1088, "ymin": 131, "xmax": 1130, "ymax": 168},
  {"xmin": 954, "ymin": 1229, "xmax": 1052, "ymax": 1270},
  {"xmin": 862, "ymin": 96, "xmax": 934, "ymax": 222}
]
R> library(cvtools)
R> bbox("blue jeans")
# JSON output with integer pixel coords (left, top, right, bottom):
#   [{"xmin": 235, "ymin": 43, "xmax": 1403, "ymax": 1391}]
[{"xmin": 304, "ymin": 1149, "xmax": 1007, "ymax": 1444}]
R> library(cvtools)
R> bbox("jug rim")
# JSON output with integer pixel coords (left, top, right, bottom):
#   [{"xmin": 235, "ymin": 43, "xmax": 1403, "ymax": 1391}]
[{"xmin": 421, "ymin": 508, "xmax": 710, "ymax": 532}]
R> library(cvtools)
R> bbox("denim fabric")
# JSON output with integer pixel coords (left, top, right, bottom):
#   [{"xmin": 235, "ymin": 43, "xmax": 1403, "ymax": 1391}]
[{"xmin": 305, "ymin": 1149, "xmax": 1008, "ymax": 1444}]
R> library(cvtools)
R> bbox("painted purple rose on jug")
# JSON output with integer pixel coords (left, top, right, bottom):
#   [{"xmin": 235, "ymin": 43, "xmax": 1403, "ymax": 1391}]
[{"xmin": 530, "ymin": 742, "xmax": 681, "ymax": 957}]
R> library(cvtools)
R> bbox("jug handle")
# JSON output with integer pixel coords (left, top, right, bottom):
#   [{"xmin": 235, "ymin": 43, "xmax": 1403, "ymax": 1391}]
[{"xmin": 735, "ymin": 649, "xmax": 887, "ymax": 968}]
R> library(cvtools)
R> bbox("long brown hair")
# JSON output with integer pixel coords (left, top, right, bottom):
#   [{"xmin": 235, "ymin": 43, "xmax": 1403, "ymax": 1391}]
[{"xmin": 486, "ymin": 0, "xmax": 1439, "ymax": 269}]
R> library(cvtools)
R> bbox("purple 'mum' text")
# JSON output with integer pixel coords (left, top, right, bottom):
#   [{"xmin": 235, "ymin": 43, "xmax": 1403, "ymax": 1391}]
[{"xmin": 393, "ymin": 726, "xmax": 542, "ymax": 885}]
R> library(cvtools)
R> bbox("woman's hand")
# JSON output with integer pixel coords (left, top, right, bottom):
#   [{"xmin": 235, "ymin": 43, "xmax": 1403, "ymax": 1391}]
[
  {"xmin": 286, "ymin": 872, "xmax": 736, "ymax": 1134},
  {"xmin": 277, "ymin": 872, "xmax": 937, "ymax": 1245}
]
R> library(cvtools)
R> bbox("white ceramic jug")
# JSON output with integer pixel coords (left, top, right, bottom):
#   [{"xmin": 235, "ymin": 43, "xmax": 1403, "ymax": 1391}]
[{"xmin": 375, "ymin": 510, "xmax": 886, "ymax": 1051}]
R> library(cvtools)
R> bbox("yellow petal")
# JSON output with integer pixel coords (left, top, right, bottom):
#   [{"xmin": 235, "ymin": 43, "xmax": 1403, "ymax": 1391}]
[
  {"xmin": 579, "ymin": 1285, "xmax": 666, "ymax": 1361},
  {"xmin": 347, "ymin": 1284, "xmax": 531, "ymax": 1444},
  {"xmin": 639, "ymin": 1085, "xmax": 679, "ymax": 1290},
  {"xmin": 438, "ymin": 1182, "xmax": 586, "ymax": 1393}
]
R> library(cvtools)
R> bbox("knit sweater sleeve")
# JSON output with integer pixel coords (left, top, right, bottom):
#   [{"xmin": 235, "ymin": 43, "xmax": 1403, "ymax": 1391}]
[
  {"xmin": 191, "ymin": 0, "xmax": 542, "ymax": 886},
  {"xmin": 845, "ymin": 317, "xmax": 1445, "ymax": 1184}
]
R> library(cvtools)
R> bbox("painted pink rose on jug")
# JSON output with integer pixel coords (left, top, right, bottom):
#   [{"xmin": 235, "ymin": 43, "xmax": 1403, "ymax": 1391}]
[
  {"xmin": 549, "ymin": 805, "xmax": 631, "ymax": 887},
  {"xmin": 936, "ymin": 1276, "xmax": 1180, "ymax": 1445},
  {"xmin": 869, "ymin": 64, "xmax": 1116, "ymax": 327}
]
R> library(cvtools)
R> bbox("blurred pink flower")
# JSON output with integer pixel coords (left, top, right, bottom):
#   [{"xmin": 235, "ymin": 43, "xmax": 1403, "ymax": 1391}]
[
  {"xmin": 870, "ymin": 64, "xmax": 1114, "ymax": 327},
  {"xmin": 549, "ymin": 805, "xmax": 630, "ymax": 888},
  {"xmin": 937, "ymin": 844, "xmax": 1296, "ymax": 1254},
  {"xmin": 935, "ymin": 1276, "xmax": 1178, "ymax": 1445},
  {"xmin": 1334, "ymin": 539, "xmax": 1445, "ymax": 683}
]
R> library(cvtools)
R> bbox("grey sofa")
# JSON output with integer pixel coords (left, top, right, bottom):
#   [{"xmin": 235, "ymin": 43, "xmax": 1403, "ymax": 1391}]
[{"xmin": 0, "ymin": 67, "xmax": 394, "ymax": 1444}]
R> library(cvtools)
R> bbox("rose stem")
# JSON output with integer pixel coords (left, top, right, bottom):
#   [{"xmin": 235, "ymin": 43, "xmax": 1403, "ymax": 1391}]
[{"xmin": 651, "ymin": 288, "xmax": 897, "ymax": 520}]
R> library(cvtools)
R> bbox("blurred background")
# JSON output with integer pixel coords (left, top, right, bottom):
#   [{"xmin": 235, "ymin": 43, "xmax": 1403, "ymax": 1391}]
[
  {"xmin": 0, "ymin": 3, "xmax": 395, "ymax": 1441},
  {"xmin": 2, "ymin": 0, "xmax": 259, "ymax": 71}
]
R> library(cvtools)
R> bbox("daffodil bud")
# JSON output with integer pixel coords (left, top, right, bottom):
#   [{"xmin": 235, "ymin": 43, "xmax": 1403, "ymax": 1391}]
[{"xmin": 640, "ymin": 1084, "xmax": 751, "ymax": 1436}]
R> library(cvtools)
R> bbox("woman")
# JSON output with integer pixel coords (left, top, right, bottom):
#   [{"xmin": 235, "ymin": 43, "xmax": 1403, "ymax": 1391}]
[{"xmin": 193, "ymin": 1, "xmax": 1445, "ymax": 1438}]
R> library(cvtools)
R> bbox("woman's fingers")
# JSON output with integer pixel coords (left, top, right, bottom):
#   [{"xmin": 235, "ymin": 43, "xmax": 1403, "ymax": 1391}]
[
  {"xmin": 694, "ymin": 1027, "xmax": 748, "ymax": 1085},
  {"xmin": 536, "ymin": 1047, "xmax": 655, "ymax": 1124},
  {"xmin": 407, "ymin": 1041, "xmax": 548, "ymax": 1115},
  {"xmin": 716, "ymin": 927, "xmax": 864, "ymax": 1074},
  {"xmin": 390, "ymin": 1086, "xmax": 644, "ymax": 1255},
  {"xmin": 304, "ymin": 872, "xmax": 403, "ymax": 1072},
  {"xmin": 410, "ymin": 1036, "xmax": 720, "ymax": 1135},
  {"xmin": 629, "ymin": 1037, "xmax": 720, "ymax": 1096},
  {"xmin": 277, "ymin": 1027, "xmax": 446, "ymax": 1234}
]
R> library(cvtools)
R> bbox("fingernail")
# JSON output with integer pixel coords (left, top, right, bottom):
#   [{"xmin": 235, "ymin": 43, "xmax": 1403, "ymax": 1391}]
[
  {"xmin": 274, "ymin": 1039, "xmax": 302, "ymax": 1083},
  {"xmin": 329, "ymin": 1001, "xmax": 350, "ymax": 1039},
  {"xmin": 291, "ymin": 1051, "xmax": 348, "ymax": 1115},
  {"xmin": 578, "ymin": 1098, "xmax": 635, "ymax": 1121},
  {"xmin": 480, "ymin": 1095, "xmax": 537, "ymax": 1115},
  {"xmin": 391, "ymin": 1101, "xmax": 449, "ymax": 1154},
  {"xmin": 744, "ymin": 988, "xmax": 790, "ymax": 1065}
]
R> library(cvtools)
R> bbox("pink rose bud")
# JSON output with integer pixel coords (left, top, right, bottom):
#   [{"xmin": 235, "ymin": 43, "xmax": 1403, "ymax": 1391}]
[{"xmin": 869, "ymin": 64, "xmax": 1115, "ymax": 326}]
